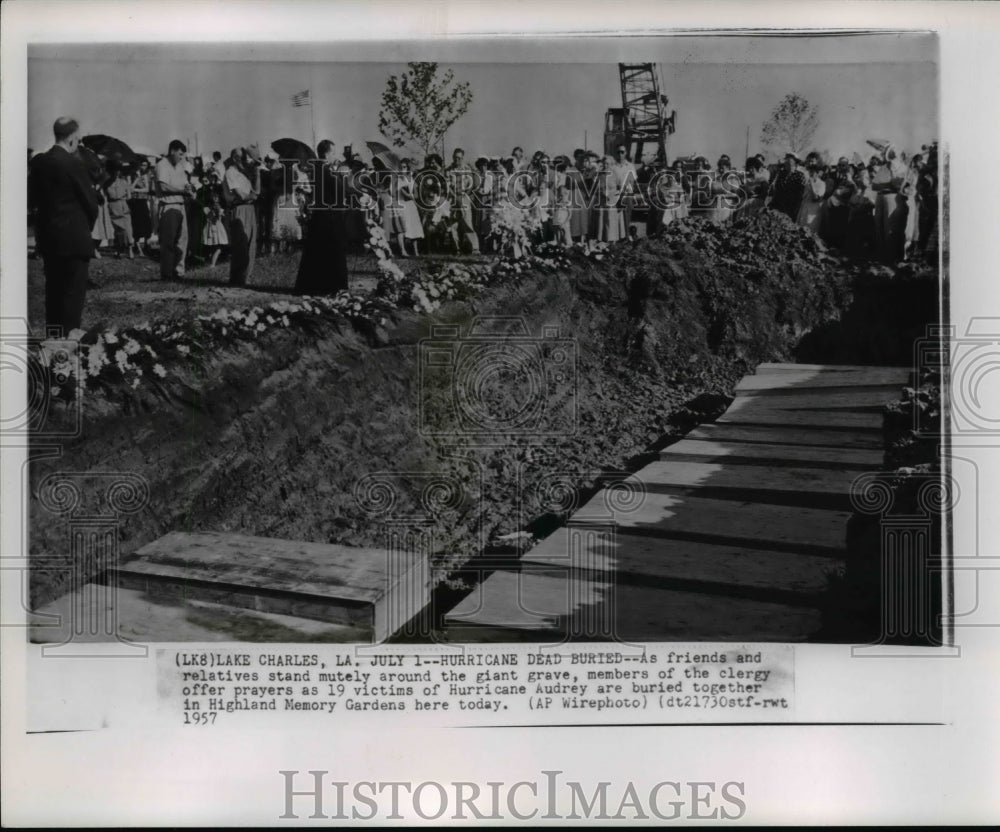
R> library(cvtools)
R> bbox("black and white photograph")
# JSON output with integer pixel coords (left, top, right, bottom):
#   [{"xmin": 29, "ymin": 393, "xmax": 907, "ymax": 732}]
[
  {"xmin": 21, "ymin": 34, "xmax": 945, "ymax": 645},
  {"xmin": 2, "ymin": 1, "xmax": 999, "ymax": 826}
]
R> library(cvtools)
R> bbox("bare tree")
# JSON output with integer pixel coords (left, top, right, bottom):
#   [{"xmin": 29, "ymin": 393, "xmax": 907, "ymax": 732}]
[
  {"xmin": 377, "ymin": 62, "xmax": 473, "ymax": 161},
  {"xmin": 760, "ymin": 93, "xmax": 820, "ymax": 158}
]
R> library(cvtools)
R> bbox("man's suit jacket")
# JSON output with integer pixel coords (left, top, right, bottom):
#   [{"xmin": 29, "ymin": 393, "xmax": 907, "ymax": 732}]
[{"xmin": 29, "ymin": 145, "xmax": 99, "ymax": 258}]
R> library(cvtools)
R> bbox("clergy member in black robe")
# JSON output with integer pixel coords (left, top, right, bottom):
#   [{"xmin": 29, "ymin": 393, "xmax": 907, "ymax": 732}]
[{"xmin": 295, "ymin": 140, "xmax": 349, "ymax": 296}]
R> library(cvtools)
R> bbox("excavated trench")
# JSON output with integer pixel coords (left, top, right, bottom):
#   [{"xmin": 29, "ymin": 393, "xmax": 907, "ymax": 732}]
[{"xmin": 30, "ymin": 212, "xmax": 935, "ymax": 617}]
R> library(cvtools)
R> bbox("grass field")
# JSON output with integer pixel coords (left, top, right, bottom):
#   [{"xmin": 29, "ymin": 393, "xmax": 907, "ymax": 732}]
[{"xmin": 25, "ymin": 245, "xmax": 423, "ymax": 335}]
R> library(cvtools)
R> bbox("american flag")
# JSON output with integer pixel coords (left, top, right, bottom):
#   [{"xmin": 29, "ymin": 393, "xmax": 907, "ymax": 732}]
[{"xmin": 291, "ymin": 89, "xmax": 311, "ymax": 108}]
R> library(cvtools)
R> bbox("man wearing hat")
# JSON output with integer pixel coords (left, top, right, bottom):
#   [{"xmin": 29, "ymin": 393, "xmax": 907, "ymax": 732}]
[{"xmin": 223, "ymin": 146, "xmax": 260, "ymax": 286}]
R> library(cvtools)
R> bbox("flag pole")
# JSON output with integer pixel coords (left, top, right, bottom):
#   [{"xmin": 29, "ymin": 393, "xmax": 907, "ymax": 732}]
[
  {"xmin": 310, "ymin": 98, "xmax": 317, "ymax": 152},
  {"xmin": 308, "ymin": 66, "xmax": 317, "ymax": 151}
]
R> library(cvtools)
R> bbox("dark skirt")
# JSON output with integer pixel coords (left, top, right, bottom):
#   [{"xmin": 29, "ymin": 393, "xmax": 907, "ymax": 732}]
[
  {"xmin": 295, "ymin": 209, "xmax": 349, "ymax": 295},
  {"xmin": 128, "ymin": 198, "xmax": 152, "ymax": 239}
]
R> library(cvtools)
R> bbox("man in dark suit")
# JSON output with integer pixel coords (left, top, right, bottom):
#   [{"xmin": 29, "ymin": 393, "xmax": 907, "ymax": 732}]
[{"xmin": 28, "ymin": 117, "xmax": 99, "ymax": 335}]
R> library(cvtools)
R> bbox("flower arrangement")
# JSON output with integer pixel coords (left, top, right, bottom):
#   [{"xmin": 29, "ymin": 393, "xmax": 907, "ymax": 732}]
[
  {"xmin": 43, "ymin": 211, "xmax": 630, "ymax": 407},
  {"xmin": 50, "ymin": 293, "xmax": 398, "ymax": 402},
  {"xmin": 364, "ymin": 213, "xmax": 406, "ymax": 283},
  {"xmin": 375, "ymin": 260, "xmax": 490, "ymax": 313},
  {"xmin": 488, "ymin": 201, "xmax": 541, "ymax": 259}
]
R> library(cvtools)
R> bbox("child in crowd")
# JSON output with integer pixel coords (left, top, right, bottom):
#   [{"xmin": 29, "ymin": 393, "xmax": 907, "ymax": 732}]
[{"xmin": 202, "ymin": 188, "xmax": 229, "ymax": 267}]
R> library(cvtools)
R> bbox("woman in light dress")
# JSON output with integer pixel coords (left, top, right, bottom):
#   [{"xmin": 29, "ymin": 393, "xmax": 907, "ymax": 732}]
[
  {"xmin": 104, "ymin": 160, "xmax": 135, "ymax": 259},
  {"xmin": 128, "ymin": 159, "xmax": 153, "ymax": 255},
  {"xmin": 707, "ymin": 155, "xmax": 738, "ymax": 225},
  {"xmin": 397, "ymin": 158, "xmax": 424, "ymax": 256},
  {"xmin": 901, "ymin": 153, "xmax": 924, "ymax": 259},
  {"xmin": 271, "ymin": 164, "xmax": 310, "ymax": 252},
  {"xmin": 593, "ymin": 156, "xmax": 625, "ymax": 243},
  {"xmin": 91, "ymin": 162, "xmax": 115, "ymax": 258},
  {"xmin": 796, "ymin": 152, "xmax": 828, "ymax": 234},
  {"xmin": 548, "ymin": 155, "xmax": 573, "ymax": 246}
]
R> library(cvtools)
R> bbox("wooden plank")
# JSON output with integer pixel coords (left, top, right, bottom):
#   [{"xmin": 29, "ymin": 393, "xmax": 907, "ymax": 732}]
[
  {"xmin": 523, "ymin": 527, "xmax": 841, "ymax": 597},
  {"xmin": 687, "ymin": 423, "xmax": 883, "ymax": 450},
  {"xmin": 443, "ymin": 569, "xmax": 822, "ymax": 642},
  {"xmin": 755, "ymin": 362, "xmax": 910, "ymax": 375},
  {"xmin": 567, "ymin": 492, "xmax": 848, "ymax": 555},
  {"xmin": 659, "ymin": 438, "xmax": 882, "ymax": 470},
  {"xmin": 632, "ymin": 459, "xmax": 855, "ymax": 509},
  {"xmin": 717, "ymin": 401, "xmax": 883, "ymax": 431},
  {"xmin": 734, "ymin": 389, "xmax": 897, "ymax": 410},
  {"xmin": 736, "ymin": 374, "xmax": 905, "ymax": 395}
]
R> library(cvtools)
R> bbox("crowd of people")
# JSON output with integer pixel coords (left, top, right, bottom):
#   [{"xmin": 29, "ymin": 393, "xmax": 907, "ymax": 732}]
[
  {"xmin": 28, "ymin": 114, "xmax": 940, "ymax": 337},
  {"xmin": 687, "ymin": 142, "xmax": 941, "ymax": 263}
]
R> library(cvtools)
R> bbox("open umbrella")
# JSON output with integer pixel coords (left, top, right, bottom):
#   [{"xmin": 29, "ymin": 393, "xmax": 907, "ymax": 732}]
[
  {"xmin": 81, "ymin": 134, "xmax": 138, "ymax": 166},
  {"xmin": 76, "ymin": 144, "xmax": 107, "ymax": 184},
  {"xmin": 270, "ymin": 138, "xmax": 315, "ymax": 166},
  {"xmin": 366, "ymin": 140, "xmax": 401, "ymax": 171}
]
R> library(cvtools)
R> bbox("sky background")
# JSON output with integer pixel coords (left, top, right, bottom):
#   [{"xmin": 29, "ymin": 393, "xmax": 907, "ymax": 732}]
[{"xmin": 28, "ymin": 34, "xmax": 937, "ymax": 165}]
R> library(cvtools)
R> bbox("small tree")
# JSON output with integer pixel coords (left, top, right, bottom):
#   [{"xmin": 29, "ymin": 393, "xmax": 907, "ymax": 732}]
[
  {"xmin": 760, "ymin": 93, "xmax": 820, "ymax": 158},
  {"xmin": 378, "ymin": 62, "xmax": 474, "ymax": 161}
]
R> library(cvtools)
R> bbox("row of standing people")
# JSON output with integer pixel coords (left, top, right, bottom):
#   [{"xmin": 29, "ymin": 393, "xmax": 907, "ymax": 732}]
[
  {"xmin": 660, "ymin": 144, "xmax": 939, "ymax": 263},
  {"xmin": 90, "ymin": 150, "xmax": 315, "ymax": 268},
  {"xmin": 376, "ymin": 145, "xmax": 643, "ymax": 257}
]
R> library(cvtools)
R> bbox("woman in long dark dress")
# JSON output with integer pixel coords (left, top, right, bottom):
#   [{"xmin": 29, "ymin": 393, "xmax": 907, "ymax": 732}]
[
  {"xmin": 295, "ymin": 140, "xmax": 349, "ymax": 295},
  {"xmin": 128, "ymin": 160, "xmax": 153, "ymax": 254}
]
